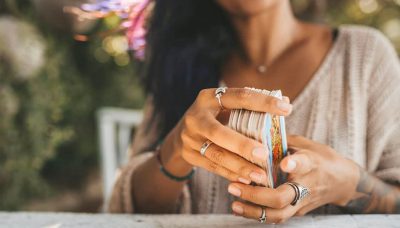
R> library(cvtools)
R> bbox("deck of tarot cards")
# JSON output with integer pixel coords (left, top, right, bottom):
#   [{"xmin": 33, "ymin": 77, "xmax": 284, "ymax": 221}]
[{"xmin": 228, "ymin": 88, "xmax": 288, "ymax": 188}]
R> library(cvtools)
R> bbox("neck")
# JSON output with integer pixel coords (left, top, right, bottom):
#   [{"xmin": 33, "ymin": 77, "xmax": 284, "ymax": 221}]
[{"xmin": 229, "ymin": 1, "xmax": 300, "ymax": 66}]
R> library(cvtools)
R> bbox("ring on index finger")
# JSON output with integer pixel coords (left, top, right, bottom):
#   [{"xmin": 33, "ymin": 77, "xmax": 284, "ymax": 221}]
[{"xmin": 215, "ymin": 87, "xmax": 227, "ymax": 110}]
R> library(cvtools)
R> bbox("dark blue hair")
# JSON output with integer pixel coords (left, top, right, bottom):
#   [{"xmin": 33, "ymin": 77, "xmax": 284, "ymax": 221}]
[{"xmin": 143, "ymin": 0, "xmax": 238, "ymax": 141}]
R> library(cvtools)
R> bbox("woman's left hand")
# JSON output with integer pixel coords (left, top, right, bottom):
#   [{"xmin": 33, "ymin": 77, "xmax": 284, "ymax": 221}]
[{"xmin": 228, "ymin": 135, "xmax": 360, "ymax": 224}]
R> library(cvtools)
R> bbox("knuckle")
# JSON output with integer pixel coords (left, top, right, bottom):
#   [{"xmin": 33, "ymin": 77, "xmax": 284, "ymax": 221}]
[
  {"xmin": 209, "ymin": 148, "xmax": 224, "ymax": 164},
  {"xmin": 207, "ymin": 162, "xmax": 218, "ymax": 172},
  {"xmin": 198, "ymin": 89, "xmax": 208, "ymax": 98},
  {"xmin": 226, "ymin": 170, "xmax": 238, "ymax": 181},
  {"xmin": 246, "ymin": 190, "xmax": 258, "ymax": 202},
  {"xmin": 275, "ymin": 211, "xmax": 288, "ymax": 224},
  {"xmin": 237, "ymin": 140, "xmax": 251, "ymax": 157},
  {"xmin": 197, "ymin": 89, "xmax": 212, "ymax": 103},
  {"xmin": 183, "ymin": 113, "xmax": 197, "ymax": 128},
  {"xmin": 236, "ymin": 89, "xmax": 253, "ymax": 100},
  {"xmin": 237, "ymin": 165, "xmax": 251, "ymax": 176},
  {"xmin": 179, "ymin": 130, "xmax": 191, "ymax": 145},
  {"xmin": 205, "ymin": 123, "xmax": 220, "ymax": 139},
  {"xmin": 274, "ymin": 194, "xmax": 286, "ymax": 209},
  {"xmin": 276, "ymin": 196, "xmax": 286, "ymax": 209},
  {"xmin": 264, "ymin": 96, "xmax": 277, "ymax": 107},
  {"xmin": 304, "ymin": 153, "xmax": 317, "ymax": 169}
]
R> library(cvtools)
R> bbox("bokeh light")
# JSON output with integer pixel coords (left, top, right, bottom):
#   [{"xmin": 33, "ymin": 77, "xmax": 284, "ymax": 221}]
[{"xmin": 358, "ymin": 0, "xmax": 380, "ymax": 14}]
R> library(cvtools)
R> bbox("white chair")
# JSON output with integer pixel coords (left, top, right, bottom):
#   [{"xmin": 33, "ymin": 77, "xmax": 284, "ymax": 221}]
[{"xmin": 96, "ymin": 107, "xmax": 143, "ymax": 212}]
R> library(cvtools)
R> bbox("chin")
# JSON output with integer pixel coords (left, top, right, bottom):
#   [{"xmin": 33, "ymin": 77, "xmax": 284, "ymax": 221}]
[{"xmin": 216, "ymin": 0, "xmax": 280, "ymax": 17}]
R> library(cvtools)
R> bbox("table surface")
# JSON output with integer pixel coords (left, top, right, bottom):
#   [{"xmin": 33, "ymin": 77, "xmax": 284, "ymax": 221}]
[{"xmin": 0, "ymin": 213, "xmax": 399, "ymax": 228}]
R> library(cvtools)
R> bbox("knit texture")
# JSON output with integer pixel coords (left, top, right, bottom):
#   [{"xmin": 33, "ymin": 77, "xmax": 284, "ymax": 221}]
[{"xmin": 109, "ymin": 25, "xmax": 400, "ymax": 214}]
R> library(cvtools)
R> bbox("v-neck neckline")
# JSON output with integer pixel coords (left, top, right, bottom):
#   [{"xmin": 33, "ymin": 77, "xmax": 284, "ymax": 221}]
[
  {"xmin": 219, "ymin": 26, "xmax": 345, "ymax": 106},
  {"xmin": 290, "ymin": 26, "xmax": 344, "ymax": 107}
]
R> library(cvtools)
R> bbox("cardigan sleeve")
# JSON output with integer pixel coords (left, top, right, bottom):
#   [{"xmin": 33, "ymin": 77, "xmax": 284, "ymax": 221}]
[
  {"xmin": 108, "ymin": 98, "xmax": 192, "ymax": 213},
  {"xmin": 366, "ymin": 30, "xmax": 400, "ymax": 184}
]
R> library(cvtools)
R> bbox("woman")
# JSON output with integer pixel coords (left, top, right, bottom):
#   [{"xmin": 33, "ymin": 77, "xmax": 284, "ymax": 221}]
[{"xmin": 109, "ymin": 0, "xmax": 400, "ymax": 223}]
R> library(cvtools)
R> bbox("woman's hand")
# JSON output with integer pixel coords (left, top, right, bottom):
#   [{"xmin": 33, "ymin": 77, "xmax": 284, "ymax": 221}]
[
  {"xmin": 228, "ymin": 135, "xmax": 360, "ymax": 224},
  {"xmin": 160, "ymin": 88, "xmax": 292, "ymax": 186}
]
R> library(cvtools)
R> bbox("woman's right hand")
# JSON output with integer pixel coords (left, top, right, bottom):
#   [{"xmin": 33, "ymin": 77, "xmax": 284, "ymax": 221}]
[{"xmin": 160, "ymin": 88, "xmax": 293, "ymax": 185}]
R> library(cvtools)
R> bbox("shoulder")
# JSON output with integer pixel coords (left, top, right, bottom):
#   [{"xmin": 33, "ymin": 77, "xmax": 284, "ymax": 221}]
[
  {"xmin": 335, "ymin": 25, "xmax": 399, "ymax": 83},
  {"xmin": 340, "ymin": 25, "xmax": 386, "ymax": 38},
  {"xmin": 338, "ymin": 25, "xmax": 398, "ymax": 62}
]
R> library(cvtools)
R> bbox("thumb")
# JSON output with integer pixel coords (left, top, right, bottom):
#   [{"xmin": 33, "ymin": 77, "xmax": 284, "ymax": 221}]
[{"xmin": 280, "ymin": 153, "xmax": 314, "ymax": 175}]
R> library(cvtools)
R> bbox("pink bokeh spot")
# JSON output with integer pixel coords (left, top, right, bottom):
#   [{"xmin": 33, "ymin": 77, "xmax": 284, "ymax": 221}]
[
  {"xmin": 80, "ymin": 0, "xmax": 151, "ymax": 61},
  {"xmin": 126, "ymin": 0, "xmax": 150, "ymax": 60}
]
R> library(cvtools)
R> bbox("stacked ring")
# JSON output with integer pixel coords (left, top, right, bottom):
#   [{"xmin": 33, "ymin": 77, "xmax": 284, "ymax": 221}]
[{"xmin": 285, "ymin": 182, "xmax": 310, "ymax": 206}]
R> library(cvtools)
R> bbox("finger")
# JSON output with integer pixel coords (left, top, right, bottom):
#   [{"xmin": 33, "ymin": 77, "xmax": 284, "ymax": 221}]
[
  {"xmin": 227, "ymin": 183, "xmax": 296, "ymax": 209},
  {"xmin": 287, "ymin": 135, "xmax": 314, "ymax": 149},
  {"xmin": 180, "ymin": 124, "xmax": 268, "ymax": 176},
  {"xmin": 197, "ymin": 88, "xmax": 292, "ymax": 116},
  {"xmin": 283, "ymin": 96, "xmax": 290, "ymax": 104},
  {"xmin": 204, "ymin": 143, "xmax": 267, "ymax": 185},
  {"xmin": 280, "ymin": 152, "xmax": 315, "ymax": 175},
  {"xmin": 295, "ymin": 201, "xmax": 319, "ymax": 217},
  {"xmin": 199, "ymin": 117, "xmax": 269, "ymax": 166},
  {"xmin": 184, "ymin": 148, "xmax": 242, "ymax": 183},
  {"xmin": 231, "ymin": 201, "xmax": 297, "ymax": 224}
]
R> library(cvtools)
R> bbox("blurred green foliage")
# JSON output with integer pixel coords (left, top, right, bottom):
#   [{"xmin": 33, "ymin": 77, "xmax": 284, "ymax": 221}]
[
  {"xmin": 0, "ymin": 0, "xmax": 398, "ymax": 211},
  {"xmin": 0, "ymin": 0, "xmax": 144, "ymax": 210},
  {"xmin": 292, "ymin": 0, "xmax": 400, "ymax": 52}
]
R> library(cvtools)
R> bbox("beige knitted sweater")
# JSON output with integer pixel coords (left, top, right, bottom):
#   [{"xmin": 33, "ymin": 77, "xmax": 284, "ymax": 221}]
[{"xmin": 109, "ymin": 25, "xmax": 400, "ymax": 214}]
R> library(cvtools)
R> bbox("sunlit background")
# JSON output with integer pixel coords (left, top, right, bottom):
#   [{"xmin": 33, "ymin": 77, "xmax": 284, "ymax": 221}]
[{"xmin": 0, "ymin": 0, "xmax": 399, "ymax": 212}]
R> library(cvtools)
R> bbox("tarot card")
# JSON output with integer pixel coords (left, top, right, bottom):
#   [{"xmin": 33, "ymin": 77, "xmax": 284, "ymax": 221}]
[{"xmin": 228, "ymin": 88, "xmax": 288, "ymax": 188}]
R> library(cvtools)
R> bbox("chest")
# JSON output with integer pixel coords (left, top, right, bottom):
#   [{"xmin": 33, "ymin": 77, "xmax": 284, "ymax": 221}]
[{"xmin": 221, "ymin": 40, "xmax": 332, "ymax": 102}]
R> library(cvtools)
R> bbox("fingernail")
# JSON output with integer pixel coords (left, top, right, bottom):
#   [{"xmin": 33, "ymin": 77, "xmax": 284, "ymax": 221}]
[
  {"xmin": 252, "ymin": 147, "xmax": 268, "ymax": 160},
  {"xmin": 277, "ymin": 100, "xmax": 293, "ymax": 113},
  {"xmin": 232, "ymin": 204, "xmax": 244, "ymax": 215},
  {"xmin": 283, "ymin": 96, "xmax": 290, "ymax": 103},
  {"xmin": 238, "ymin": 177, "xmax": 251, "ymax": 185},
  {"xmin": 286, "ymin": 158, "xmax": 297, "ymax": 172},
  {"xmin": 228, "ymin": 185, "xmax": 241, "ymax": 197},
  {"xmin": 249, "ymin": 172, "xmax": 264, "ymax": 183}
]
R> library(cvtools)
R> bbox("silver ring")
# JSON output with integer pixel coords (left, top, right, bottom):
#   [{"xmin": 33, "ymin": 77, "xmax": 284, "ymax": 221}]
[
  {"xmin": 200, "ymin": 140, "xmax": 213, "ymax": 156},
  {"xmin": 215, "ymin": 87, "xmax": 227, "ymax": 109},
  {"xmin": 259, "ymin": 207, "xmax": 267, "ymax": 223},
  {"xmin": 285, "ymin": 182, "xmax": 310, "ymax": 206}
]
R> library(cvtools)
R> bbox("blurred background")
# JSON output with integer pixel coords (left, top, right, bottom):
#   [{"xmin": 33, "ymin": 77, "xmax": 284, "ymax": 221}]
[{"xmin": 0, "ymin": 0, "xmax": 399, "ymax": 212}]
